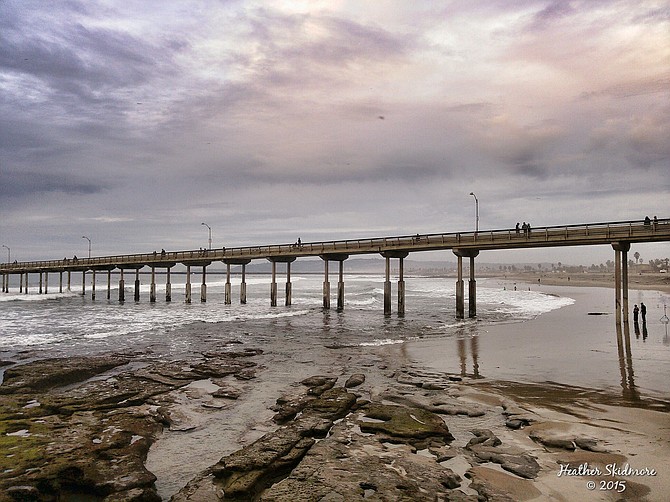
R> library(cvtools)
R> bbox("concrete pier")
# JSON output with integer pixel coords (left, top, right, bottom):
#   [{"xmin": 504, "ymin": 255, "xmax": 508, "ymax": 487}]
[
  {"xmin": 285, "ymin": 261, "xmax": 292, "ymax": 306},
  {"xmin": 337, "ymin": 260, "xmax": 345, "ymax": 311},
  {"xmin": 225, "ymin": 263, "xmax": 232, "ymax": 305},
  {"xmin": 381, "ymin": 251, "xmax": 409, "ymax": 316},
  {"xmin": 224, "ymin": 259, "xmax": 252, "ymax": 304},
  {"xmin": 454, "ymin": 249, "xmax": 479, "ymax": 318},
  {"xmin": 240, "ymin": 264, "xmax": 247, "ymax": 304},
  {"xmin": 67, "ymin": 271, "xmax": 71, "ymax": 292},
  {"xmin": 185, "ymin": 265, "xmax": 192, "ymax": 303},
  {"xmin": 201, "ymin": 265, "xmax": 207, "ymax": 303},
  {"xmin": 612, "ymin": 242, "xmax": 630, "ymax": 325},
  {"xmin": 150, "ymin": 267, "xmax": 156, "ymax": 303},
  {"xmin": 134, "ymin": 269, "xmax": 140, "ymax": 302},
  {"xmin": 107, "ymin": 270, "xmax": 111, "ymax": 299},
  {"xmin": 44, "ymin": 272, "xmax": 49, "ymax": 294},
  {"xmin": 59, "ymin": 272, "xmax": 63, "ymax": 293},
  {"xmin": 323, "ymin": 259, "xmax": 331, "ymax": 309},
  {"xmin": 267, "ymin": 257, "xmax": 295, "ymax": 307},
  {"xmin": 384, "ymin": 256, "xmax": 391, "ymax": 315},
  {"xmin": 119, "ymin": 268, "xmax": 125, "ymax": 302},
  {"xmin": 24, "ymin": 272, "xmax": 28, "ymax": 294},
  {"xmin": 82, "ymin": 271, "xmax": 86, "ymax": 296},
  {"xmin": 91, "ymin": 270, "xmax": 96, "ymax": 300},
  {"xmin": 166, "ymin": 267, "xmax": 172, "ymax": 302},
  {"xmin": 320, "ymin": 254, "xmax": 348, "ymax": 311},
  {"xmin": 20, "ymin": 273, "xmax": 23, "ymax": 293},
  {"xmin": 271, "ymin": 260, "xmax": 277, "ymax": 307},
  {"xmin": 39, "ymin": 272, "xmax": 43, "ymax": 294}
]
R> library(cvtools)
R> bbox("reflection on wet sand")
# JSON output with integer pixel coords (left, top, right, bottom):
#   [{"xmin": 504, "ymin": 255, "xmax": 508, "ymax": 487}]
[
  {"xmin": 617, "ymin": 322, "xmax": 639, "ymax": 401},
  {"xmin": 457, "ymin": 328, "xmax": 480, "ymax": 378}
]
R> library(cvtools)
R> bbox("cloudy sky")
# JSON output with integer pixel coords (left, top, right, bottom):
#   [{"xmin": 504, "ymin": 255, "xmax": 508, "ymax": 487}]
[{"xmin": 1, "ymin": 0, "xmax": 668, "ymax": 264}]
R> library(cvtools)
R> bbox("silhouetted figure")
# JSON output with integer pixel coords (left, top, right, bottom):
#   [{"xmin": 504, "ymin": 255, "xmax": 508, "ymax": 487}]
[
  {"xmin": 641, "ymin": 302, "xmax": 647, "ymax": 323},
  {"xmin": 653, "ymin": 215, "xmax": 658, "ymax": 230},
  {"xmin": 644, "ymin": 216, "xmax": 651, "ymax": 226},
  {"xmin": 633, "ymin": 304, "xmax": 639, "ymax": 323},
  {"xmin": 515, "ymin": 222, "xmax": 520, "ymax": 234}
]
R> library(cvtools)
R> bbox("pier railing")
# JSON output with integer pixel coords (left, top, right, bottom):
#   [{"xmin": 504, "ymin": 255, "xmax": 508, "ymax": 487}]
[{"xmin": 2, "ymin": 218, "xmax": 669, "ymax": 273}]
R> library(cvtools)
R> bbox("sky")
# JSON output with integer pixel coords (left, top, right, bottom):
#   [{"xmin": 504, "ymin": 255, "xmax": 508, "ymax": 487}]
[{"xmin": 1, "ymin": 0, "xmax": 669, "ymax": 265}]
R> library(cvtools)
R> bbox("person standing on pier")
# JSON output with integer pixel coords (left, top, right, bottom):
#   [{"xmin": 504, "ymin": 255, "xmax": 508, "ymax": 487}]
[
  {"xmin": 633, "ymin": 304, "xmax": 639, "ymax": 323},
  {"xmin": 640, "ymin": 302, "xmax": 647, "ymax": 323}
]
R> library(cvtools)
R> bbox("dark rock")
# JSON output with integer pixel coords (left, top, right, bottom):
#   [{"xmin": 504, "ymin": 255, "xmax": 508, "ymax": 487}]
[
  {"xmin": 344, "ymin": 373, "xmax": 365, "ymax": 388},
  {"xmin": 466, "ymin": 429, "xmax": 502, "ymax": 449},
  {"xmin": 439, "ymin": 468, "xmax": 462, "ymax": 489},
  {"xmin": 358, "ymin": 403, "xmax": 455, "ymax": 448},
  {"xmin": 0, "ymin": 355, "xmax": 130, "ymax": 394},
  {"xmin": 6, "ymin": 485, "xmax": 40, "ymax": 501},
  {"xmin": 529, "ymin": 432, "xmax": 575, "ymax": 451}
]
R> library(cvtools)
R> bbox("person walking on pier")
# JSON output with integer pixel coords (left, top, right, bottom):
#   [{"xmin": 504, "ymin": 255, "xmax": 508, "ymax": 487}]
[
  {"xmin": 640, "ymin": 302, "xmax": 647, "ymax": 323},
  {"xmin": 633, "ymin": 304, "xmax": 639, "ymax": 323}
]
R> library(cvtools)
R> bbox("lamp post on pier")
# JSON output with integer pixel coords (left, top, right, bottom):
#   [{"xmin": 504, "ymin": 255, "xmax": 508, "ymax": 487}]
[
  {"xmin": 201, "ymin": 222, "xmax": 212, "ymax": 250},
  {"xmin": 82, "ymin": 236, "xmax": 91, "ymax": 258},
  {"xmin": 469, "ymin": 192, "xmax": 479, "ymax": 233},
  {"xmin": 2, "ymin": 245, "xmax": 9, "ymax": 263}
]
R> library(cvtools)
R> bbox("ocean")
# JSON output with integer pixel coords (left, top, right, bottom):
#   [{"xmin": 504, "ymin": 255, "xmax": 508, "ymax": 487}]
[{"xmin": 1, "ymin": 273, "xmax": 668, "ymax": 399}]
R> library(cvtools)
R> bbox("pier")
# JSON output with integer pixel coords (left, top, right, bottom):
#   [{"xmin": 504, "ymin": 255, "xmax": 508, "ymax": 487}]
[{"xmin": 2, "ymin": 218, "xmax": 669, "ymax": 321}]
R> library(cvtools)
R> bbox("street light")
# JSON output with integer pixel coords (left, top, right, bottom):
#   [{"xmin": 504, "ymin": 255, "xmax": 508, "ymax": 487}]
[
  {"xmin": 469, "ymin": 192, "xmax": 479, "ymax": 232},
  {"xmin": 1, "ymin": 245, "xmax": 9, "ymax": 263},
  {"xmin": 201, "ymin": 222, "xmax": 212, "ymax": 250},
  {"xmin": 82, "ymin": 236, "xmax": 91, "ymax": 258}
]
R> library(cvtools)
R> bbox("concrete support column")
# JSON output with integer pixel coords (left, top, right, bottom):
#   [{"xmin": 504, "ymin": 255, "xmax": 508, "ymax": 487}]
[
  {"xmin": 150, "ymin": 267, "xmax": 156, "ymax": 303},
  {"xmin": 612, "ymin": 242, "xmax": 630, "ymax": 326},
  {"xmin": 106, "ymin": 270, "xmax": 111, "ymax": 300},
  {"xmin": 454, "ymin": 249, "xmax": 479, "ymax": 319},
  {"xmin": 39, "ymin": 272, "xmax": 43, "ymax": 294},
  {"xmin": 119, "ymin": 269, "xmax": 125, "ymax": 302},
  {"xmin": 384, "ymin": 256, "xmax": 392, "ymax": 316},
  {"xmin": 622, "ymin": 250, "xmax": 629, "ymax": 324},
  {"xmin": 91, "ymin": 270, "xmax": 96, "ymax": 301},
  {"xmin": 82, "ymin": 271, "xmax": 86, "ymax": 296},
  {"xmin": 19, "ymin": 272, "xmax": 23, "ymax": 293},
  {"xmin": 270, "ymin": 261, "xmax": 277, "ymax": 307},
  {"xmin": 285, "ymin": 261, "xmax": 292, "ymax": 306},
  {"xmin": 323, "ymin": 259, "xmax": 331, "ymax": 309},
  {"xmin": 469, "ymin": 255, "xmax": 477, "ymax": 318},
  {"xmin": 201, "ymin": 266, "xmax": 207, "ymax": 303},
  {"xmin": 1, "ymin": 274, "xmax": 5, "ymax": 293},
  {"xmin": 614, "ymin": 247, "xmax": 622, "ymax": 326},
  {"xmin": 59, "ymin": 272, "xmax": 63, "ymax": 294},
  {"xmin": 24, "ymin": 272, "xmax": 28, "ymax": 294},
  {"xmin": 67, "ymin": 271, "xmax": 71, "ymax": 292},
  {"xmin": 185, "ymin": 265, "xmax": 192, "ymax": 303},
  {"xmin": 456, "ymin": 255, "xmax": 464, "ymax": 319},
  {"xmin": 166, "ymin": 267, "xmax": 172, "ymax": 302},
  {"xmin": 134, "ymin": 269, "xmax": 140, "ymax": 302},
  {"xmin": 240, "ymin": 264, "xmax": 247, "ymax": 304},
  {"xmin": 225, "ymin": 263, "xmax": 232, "ymax": 305},
  {"xmin": 398, "ymin": 257, "xmax": 405, "ymax": 317},
  {"xmin": 337, "ymin": 260, "xmax": 345, "ymax": 311},
  {"xmin": 44, "ymin": 272, "xmax": 49, "ymax": 294}
]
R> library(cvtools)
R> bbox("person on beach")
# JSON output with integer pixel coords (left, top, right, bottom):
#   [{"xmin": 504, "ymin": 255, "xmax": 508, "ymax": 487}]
[
  {"xmin": 640, "ymin": 302, "xmax": 647, "ymax": 323},
  {"xmin": 633, "ymin": 304, "xmax": 639, "ymax": 323}
]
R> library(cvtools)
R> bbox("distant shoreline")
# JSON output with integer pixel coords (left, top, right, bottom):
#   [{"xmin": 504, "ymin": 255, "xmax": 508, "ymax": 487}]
[{"xmin": 482, "ymin": 271, "xmax": 670, "ymax": 293}]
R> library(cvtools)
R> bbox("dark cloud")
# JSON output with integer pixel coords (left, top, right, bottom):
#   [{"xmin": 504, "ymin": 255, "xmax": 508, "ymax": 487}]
[{"xmin": 0, "ymin": 170, "xmax": 105, "ymax": 199}]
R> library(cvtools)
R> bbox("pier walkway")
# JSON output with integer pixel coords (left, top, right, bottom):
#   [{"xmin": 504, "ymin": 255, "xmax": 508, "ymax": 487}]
[{"xmin": 2, "ymin": 218, "xmax": 669, "ymax": 321}]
